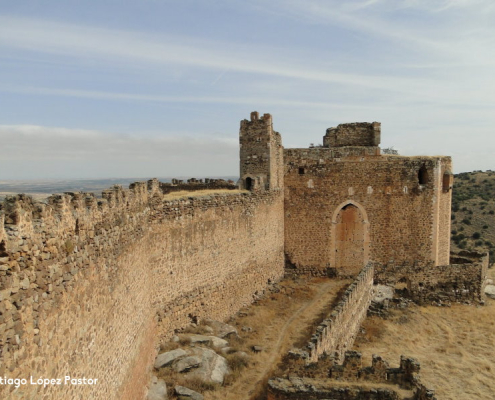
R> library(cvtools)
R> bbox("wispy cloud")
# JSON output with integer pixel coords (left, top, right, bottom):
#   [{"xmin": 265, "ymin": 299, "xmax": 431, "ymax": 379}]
[
  {"xmin": 0, "ymin": 84, "xmax": 419, "ymax": 111},
  {"xmin": 247, "ymin": 0, "xmax": 495, "ymax": 65},
  {"xmin": 0, "ymin": 14, "xmax": 479, "ymax": 102},
  {"xmin": 0, "ymin": 125, "xmax": 238, "ymax": 179}
]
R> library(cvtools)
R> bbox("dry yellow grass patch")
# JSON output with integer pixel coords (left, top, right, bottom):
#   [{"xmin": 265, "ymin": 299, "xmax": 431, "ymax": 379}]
[
  {"xmin": 354, "ymin": 296, "xmax": 495, "ymax": 400},
  {"xmin": 162, "ymin": 189, "xmax": 247, "ymax": 201}
]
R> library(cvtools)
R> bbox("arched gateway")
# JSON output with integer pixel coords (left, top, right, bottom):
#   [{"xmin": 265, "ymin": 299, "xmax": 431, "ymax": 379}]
[{"xmin": 330, "ymin": 201, "xmax": 370, "ymax": 276}]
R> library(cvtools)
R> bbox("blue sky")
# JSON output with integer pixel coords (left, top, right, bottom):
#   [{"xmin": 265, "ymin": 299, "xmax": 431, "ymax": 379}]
[{"xmin": 1, "ymin": 0, "xmax": 494, "ymax": 179}]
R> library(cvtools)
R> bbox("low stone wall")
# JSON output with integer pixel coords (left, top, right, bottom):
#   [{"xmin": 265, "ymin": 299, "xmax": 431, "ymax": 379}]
[
  {"xmin": 329, "ymin": 352, "xmax": 436, "ymax": 400},
  {"xmin": 292, "ymin": 263, "xmax": 374, "ymax": 364},
  {"xmin": 268, "ymin": 352, "xmax": 436, "ymax": 400},
  {"xmin": 0, "ymin": 180, "xmax": 284, "ymax": 399},
  {"xmin": 374, "ymin": 251, "xmax": 488, "ymax": 305},
  {"xmin": 267, "ymin": 377, "xmax": 401, "ymax": 400}
]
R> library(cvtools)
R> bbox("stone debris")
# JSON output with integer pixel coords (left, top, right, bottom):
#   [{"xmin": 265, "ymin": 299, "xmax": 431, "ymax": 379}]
[
  {"xmin": 173, "ymin": 356, "xmax": 202, "ymax": 373},
  {"xmin": 179, "ymin": 334, "xmax": 228, "ymax": 349},
  {"xmin": 153, "ymin": 333, "xmax": 232, "ymax": 387},
  {"xmin": 174, "ymin": 385, "xmax": 204, "ymax": 400},
  {"xmin": 203, "ymin": 318, "xmax": 238, "ymax": 338},
  {"xmin": 187, "ymin": 347, "xmax": 230, "ymax": 384},
  {"xmin": 147, "ymin": 376, "xmax": 168, "ymax": 400},
  {"xmin": 484, "ymin": 284, "xmax": 495, "ymax": 299},
  {"xmin": 203, "ymin": 325, "xmax": 214, "ymax": 334},
  {"xmin": 373, "ymin": 285, "xmax": 395, "ymax": 303},
  {"xmin": 155, "ymin": 348, "xmax": 187, "ymax": 369}
]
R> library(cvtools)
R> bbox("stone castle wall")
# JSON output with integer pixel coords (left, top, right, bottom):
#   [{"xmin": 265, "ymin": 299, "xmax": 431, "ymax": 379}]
[
  {"xmin": 284, "ymin": 150, "xmax": 452, "ymax": 276},
  {"xmin": 0, "ymin": 181, "xmax": 284, "ymax": 399}
]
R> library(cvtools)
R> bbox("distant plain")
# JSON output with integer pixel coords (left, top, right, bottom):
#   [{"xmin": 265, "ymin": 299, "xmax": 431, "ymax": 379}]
[{"xmin": 0, "ymin": 177, "xmax": 238, "ymax": 201}]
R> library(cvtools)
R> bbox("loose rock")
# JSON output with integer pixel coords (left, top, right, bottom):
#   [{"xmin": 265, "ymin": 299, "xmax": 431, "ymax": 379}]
[
  {"xmin": 173, "ymin": 356, "xmax": 201, "ymax": 373},
  {"xmin": 147, "ymin": 376, "xmax": 168, "ymax": 400},
  {"xmin": 204, "ymin": 318, "xmax": 238, "ymax": 338},
  {"xmin": 484, "ymin": 284, "xmax": 495, "ymax": 299},
  {"xmin": 155, "ymin": 348, "xmax": 187, "ymax": 369},
  {"xmin": 175, "ymin": 386, "xmax": 204, "ymax": 400},
  {"xmin": 188, "ymin": 347, "xmax": 230, "ymax": 384}
]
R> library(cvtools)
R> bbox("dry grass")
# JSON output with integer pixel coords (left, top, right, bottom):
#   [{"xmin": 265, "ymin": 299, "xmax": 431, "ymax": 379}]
[
  {"xmin": 158, "ymin": 369, "xmax": 219, "ymax": 398},
  {"xmin": 354, "ymin": 279, "xmax": 495, "ymax": 400},
  {"xmin": 162, "ymin": 189, "xmax": 247, "ymax": 201},
  {"xmin": 201, "ymin": 276, "xmax": 348, "ymax": 400}
]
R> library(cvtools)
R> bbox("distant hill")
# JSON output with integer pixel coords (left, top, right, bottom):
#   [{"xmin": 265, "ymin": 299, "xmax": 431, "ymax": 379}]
[{"xmin": 451, "ymin": 170, "xmax": 495, "ymax": 263}]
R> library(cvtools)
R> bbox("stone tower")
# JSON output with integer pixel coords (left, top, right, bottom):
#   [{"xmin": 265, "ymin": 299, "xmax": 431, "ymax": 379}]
[{"xmin": 239, "ymin": 111, "xmax": 283, "ymax": 191}]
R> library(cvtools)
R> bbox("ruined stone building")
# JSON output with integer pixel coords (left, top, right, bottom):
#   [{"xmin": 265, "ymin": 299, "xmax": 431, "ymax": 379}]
[
  {"xmin": 0, "ymin": 112, "xmax": 487, "ymax": 399},
  {"xmin": 240, "ymin": 111, "xmax": 453, "ymax": 277}
]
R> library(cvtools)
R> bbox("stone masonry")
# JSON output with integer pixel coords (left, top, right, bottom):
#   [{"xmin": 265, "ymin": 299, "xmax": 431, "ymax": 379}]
[
  {"xmin": 0, "ymin": 111, "xmax": 488, "ymax": 399},
  {"xmin": 0, "ymin": 182, "xmax": 284, "ymax": 399}
]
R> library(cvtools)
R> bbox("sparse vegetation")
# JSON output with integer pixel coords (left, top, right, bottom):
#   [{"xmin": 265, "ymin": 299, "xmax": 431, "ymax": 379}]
[
  {"xmin": 382, "ymin": 147, "xmax": 399, "ymax": 155},
  {"xmin": 62, "ymin": 239, "xmax": 75, "ymax": 254},
  {"xmin": 163, "ymin": 189, "xmax": 247, "ymax": 201},
  {"xmin": 354, "ymin": 269, "xmax": 495, "ymax": 400},
  {"xmin": 450, "ymin": 170, "xmax": 495, "ymax": 260}
]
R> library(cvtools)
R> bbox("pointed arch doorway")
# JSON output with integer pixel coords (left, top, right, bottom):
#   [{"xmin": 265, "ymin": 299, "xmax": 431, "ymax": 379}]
[{"xmin": 331, "ymin": 201, "xmax": 370, "ymax": 276}]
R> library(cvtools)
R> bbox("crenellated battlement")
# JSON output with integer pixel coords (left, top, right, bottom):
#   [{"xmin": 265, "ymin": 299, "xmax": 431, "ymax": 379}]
[{"xmin": 0, "ymin": 175, "xmax": 285, "ymax": 399}]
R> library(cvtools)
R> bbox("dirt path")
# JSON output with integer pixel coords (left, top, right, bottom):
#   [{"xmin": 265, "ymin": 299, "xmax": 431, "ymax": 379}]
[{"xmin": 206, "ymin": 277, "xmax": 348, "ymax": 400}]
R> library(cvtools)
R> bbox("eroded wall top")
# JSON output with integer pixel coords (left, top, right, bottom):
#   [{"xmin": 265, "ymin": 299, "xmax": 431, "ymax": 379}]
[{"xmin": 323, "ymin": 122, "xmax": 381, "ymax": 148}]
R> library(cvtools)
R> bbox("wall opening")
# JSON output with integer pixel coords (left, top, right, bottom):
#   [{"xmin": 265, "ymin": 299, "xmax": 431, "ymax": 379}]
[
  {"xmin": 298, "ymin": 167, "xmax": 305, "ymax": 175},
  {"xmin": 418, "ymin": 165, "xmax": 428, "ymax": 185},
  {"xmin": 334, "ymin": 204, "xmax": 369, "ymax": 276},
  {"xmin": 394, "ymin": 277, "xmax": 410, "ymax": 296},
  {"xmin": 245, "ymin": 177, "xmax": 253, "ymax": 191}
]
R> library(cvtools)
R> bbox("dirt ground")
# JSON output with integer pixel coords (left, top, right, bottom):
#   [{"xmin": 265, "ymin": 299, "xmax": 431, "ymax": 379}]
[
  {"xmin": 206, "ymin": 276, "xmax": 349, "ymax": 400},
  {"xmin": 161, "ymin": 270, "xmax": 495, "ymax": 400},
  {"xmin": 354, "ymin": 272, "xmax": 495, "ymax": 400},
  {"xmin": 160, "ymin": 276, "xmax": 348, "ymax": 400}
]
